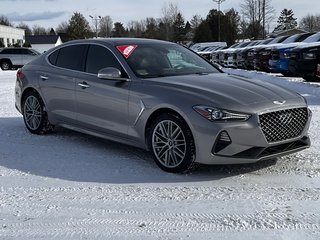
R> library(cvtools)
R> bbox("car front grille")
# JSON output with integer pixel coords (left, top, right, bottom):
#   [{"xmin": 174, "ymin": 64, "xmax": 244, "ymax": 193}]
[{"xmin": 259, "ymin": 108, "xmax": 308, "ymax": 143}]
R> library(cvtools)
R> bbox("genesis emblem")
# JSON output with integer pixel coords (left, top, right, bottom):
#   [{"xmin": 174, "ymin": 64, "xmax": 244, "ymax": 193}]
[{"xmin": 273, "ymin": 100, "xmax": 286, "ymax": 105}]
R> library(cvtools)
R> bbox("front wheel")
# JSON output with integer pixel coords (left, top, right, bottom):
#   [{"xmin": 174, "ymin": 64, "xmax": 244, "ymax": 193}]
[
  {"xmin": 22, "ymin": 91, "xmax": 54, "ymax": 134},
  {"xmin": 149, "ymin": 113, "xmax": 196, "ymax": 173}
]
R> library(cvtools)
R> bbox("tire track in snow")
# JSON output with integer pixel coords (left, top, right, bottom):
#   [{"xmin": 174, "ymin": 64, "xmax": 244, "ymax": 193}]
[
  {"xmin": 1, "ymin": 211, "xmax": 320, "ymax": 238},
  {"xmin": 1, "ymin": 186, "xmax": 320, "ymax": 203}
]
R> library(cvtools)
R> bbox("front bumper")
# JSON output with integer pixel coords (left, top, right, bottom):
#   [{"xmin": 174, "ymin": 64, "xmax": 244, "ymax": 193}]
[
  {"xmin": 268, "ymin": 59, "xmax": 289, "ymax": 73},
  {"xmin": 191, "ymin": 107, "xmax": 311, "ymax": 165},
  {"xmin": 288, "ymin": 59, "xmax": 317, "ymax": 77}
]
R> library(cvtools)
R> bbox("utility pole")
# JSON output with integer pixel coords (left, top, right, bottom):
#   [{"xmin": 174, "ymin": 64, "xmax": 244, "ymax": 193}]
[
  {"xmin": 262, "ymin": 0, "xmax": 266, "ymax": 39},
  {"xmin": 212, "ymin": 0, "xmax": 226, "ymax": 42},
  {"xmin": 89, "ymin": 15, "xmax": 101, "ymax": 38}
]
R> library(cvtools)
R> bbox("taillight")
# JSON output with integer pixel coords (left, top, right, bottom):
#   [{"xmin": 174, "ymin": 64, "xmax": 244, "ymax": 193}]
[{"xmin": 17, "ymin": 69, "xmax": 25, "ymax": 79}]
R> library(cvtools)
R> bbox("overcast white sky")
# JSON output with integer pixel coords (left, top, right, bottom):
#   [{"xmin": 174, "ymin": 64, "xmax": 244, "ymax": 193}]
[{"xmin": 1, "ymin": 0, "xmax": 319, "ymax": 30}]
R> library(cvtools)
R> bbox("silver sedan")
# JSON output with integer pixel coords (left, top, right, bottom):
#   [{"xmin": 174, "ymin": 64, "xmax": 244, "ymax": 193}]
[{"xmin": 15, "ymin": 38, "xmax": 311, "ymax": 173}]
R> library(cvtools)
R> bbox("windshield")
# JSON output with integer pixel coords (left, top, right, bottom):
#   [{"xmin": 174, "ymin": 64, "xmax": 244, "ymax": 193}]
[
  {"xmin": 303, "ymin": 32, "xmax": 320, "ymax": 43},
  {"xmin": 124, "ymin": 43, "xmax": 220, "ymax": 78},
  {"xmin": 282, "ymin": 34, "xmax": 301, "ymax": 44},
  {"xmin": 269, "ymin": 36, "xmax": 288, "ymax": 44}
]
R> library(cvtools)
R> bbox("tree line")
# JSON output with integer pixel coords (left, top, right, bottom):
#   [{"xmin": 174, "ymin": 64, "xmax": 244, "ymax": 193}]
[{"xmin": 1, "ymin": 1, "xmax": 320, "ymax": 47}]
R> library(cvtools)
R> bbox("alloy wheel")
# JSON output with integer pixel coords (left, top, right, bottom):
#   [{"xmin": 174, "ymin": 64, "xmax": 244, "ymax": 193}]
[
  {"xmin": 24, "ymin": 95, "xmax": 42, "ymax": 130},
  {"xmin": 152, "ymin": 120, "xmax": 187, "ymax": 168}
]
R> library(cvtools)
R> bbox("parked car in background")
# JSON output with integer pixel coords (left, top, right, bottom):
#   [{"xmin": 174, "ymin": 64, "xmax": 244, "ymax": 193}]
[
  {"xmin": 268, "ymin": 32, "xmax": 317, "ymax": 75},
  {"xmin": 196, "ymin": 46, "xmax": 222, "ymax": 61},
  {"xmin": 235, "ymin": 40, "xmax": 262, "ymax": 68},
  {"xmin": 190, "ymin": 42, "xmax": 227, "ymax": 52},
  {"xmin": 317, "ymin": 63, "xmax": 320, "ymax": 79},
  {"xmin": 210, "ymin": 46, "xmax": 228, "ymax": 65},
  {"xmin": 253, "ymin": 35, "xmax": 289, "ymax": 72},
  {"xmin": 0, "ymin": 47, "xmax": 40, "ymax": 70},
  {"xmin": 245, "ymin": 38, "xmax": 274, "ymax": 70},
  {"xmin": 15, "ymin": 38, "xmax": 311, "ymax": 173},
  {"xmin": 288, "ymin": 41, "xmax": 320, "ymax": 81},
  {"xmin": 216, "ymin": 42, "xmax": 241, "ymax": 66},
  {"xmin": 223, "ymin": 41, "xmax": 251, "ymax": 68}
]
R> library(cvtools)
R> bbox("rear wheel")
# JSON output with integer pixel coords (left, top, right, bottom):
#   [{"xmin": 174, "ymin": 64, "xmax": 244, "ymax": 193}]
[
  {"xmin": 22, "ymin": 91, "xmax": 54, "ymax": 134},
  {"xmin": 0, "ymin": 61, "xmax": 11, "ymax": 70},
  {"xmin": 149, "ymin": 113, "xmax": 196, "ymax": 173},
  {"xmin": 303, "ymin": 74, "xmax": 317, "ymax": 82}
]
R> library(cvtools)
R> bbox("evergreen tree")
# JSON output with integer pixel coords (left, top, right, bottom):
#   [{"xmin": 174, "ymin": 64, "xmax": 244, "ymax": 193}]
[
  {"xmin": 274, "ymin": 8, "xmax": 297, "ymax": 31},
  {"xmin": 172, "ymin": 12, "xmax": 186, "ymax": 42},
  {"xmin": 143, "ymin": 18, "xmax": 158, "ymax": 39},
  {"xmin": 67, "ymin": 12, "xmax": 92, "ymax": 40},
  {"xmin": 112, "ymin": 22, "xmax": 128, "ymax": 37},
  {"xmin": 193, "ymin": 21, "xmax": 213, "ymax": 43}
]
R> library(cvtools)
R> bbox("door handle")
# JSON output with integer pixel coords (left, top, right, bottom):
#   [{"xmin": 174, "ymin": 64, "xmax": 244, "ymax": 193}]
[
  {"xmin": 40, "ymin": 75, "xmax": 48, "ymax": 81},
  {"xmin": 78, "ymin": 82, "xmax": 90, "ymax": 89}
]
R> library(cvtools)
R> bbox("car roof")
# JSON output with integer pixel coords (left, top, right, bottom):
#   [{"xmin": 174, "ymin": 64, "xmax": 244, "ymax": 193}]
[{"xmin": 66, "ymin": 38, "xmax": 175, "ymax": 46}]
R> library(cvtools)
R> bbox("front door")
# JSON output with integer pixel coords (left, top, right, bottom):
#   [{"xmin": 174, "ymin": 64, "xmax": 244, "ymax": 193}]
[{"xmin": 75, "ymin": 44, "xmax": 130, "ymax": 139}]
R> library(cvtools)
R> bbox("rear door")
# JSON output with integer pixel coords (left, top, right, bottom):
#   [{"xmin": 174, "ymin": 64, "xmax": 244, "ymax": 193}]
[{"xmin": 38, "ymin": 44, "xmax": 87, "ymax": 124}]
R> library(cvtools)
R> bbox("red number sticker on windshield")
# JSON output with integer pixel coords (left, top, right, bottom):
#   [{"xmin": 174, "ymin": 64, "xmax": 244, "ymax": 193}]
[{"xmin": 116, "ymin": 45, "xmax": 137, "ymax": 58}]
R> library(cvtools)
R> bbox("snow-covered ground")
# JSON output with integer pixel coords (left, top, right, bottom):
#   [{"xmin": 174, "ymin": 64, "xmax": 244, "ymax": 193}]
[{"xmin": 0, "ymin": 69, "xmax": 319, "ymax": 240}]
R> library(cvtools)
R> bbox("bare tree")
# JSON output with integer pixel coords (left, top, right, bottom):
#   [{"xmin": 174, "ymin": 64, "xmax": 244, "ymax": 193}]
[
  {"xmin": 99, "ymin": 16, "xmax": 113, "ymax": 37},
  {"xmin": 16, "ymin": 22, "xmax": 32, "ymax": 35},
  {"xmin": 56, "ymin": 21, "xmax": 69, "ymax": 33},
  {"xmin": 161, "ymin": 2, "xmax": 180, "ymax": 40},
  {"xmin": 240, "ymin": 0, "xmax": 275, "ymax": 38},
  {"xmin": 32, "ymin": 25, "xmax": 47, "ymax": 35},
  {"xmin": 127, "ymin": 20, "xmax": 146, "ymax": 37},
  {"xmin": 299, "ymin": 14, "xmax": 320, "ymax": 32},
  {"xmin": 0, "ymin": 16, "xmax": 13, "ymax": 26}
]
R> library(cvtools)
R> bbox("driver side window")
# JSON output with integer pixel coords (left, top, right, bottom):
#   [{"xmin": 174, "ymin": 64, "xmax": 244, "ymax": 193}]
[{"xmin": 86, "ymin": 45, "xmax": 122, "ymax": 75}]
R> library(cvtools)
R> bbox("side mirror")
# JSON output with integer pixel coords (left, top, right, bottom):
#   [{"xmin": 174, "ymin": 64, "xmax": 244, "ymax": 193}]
[{"xmin": 97, "ymin": 67, "xmax": 129, "ymax": 81}]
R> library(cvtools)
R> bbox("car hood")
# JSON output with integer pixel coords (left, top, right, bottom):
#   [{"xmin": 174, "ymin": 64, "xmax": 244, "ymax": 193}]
[
  {"xmin": 273, "ymin": 42, "xmax": 305, "ymax": 50},
  {"xmin": 293, "ymin": 41, "xmax": 320, "ymax": 50},
  {"xmin": 145, "ymin": 73, "xmax": 305, "ymax": 113}
]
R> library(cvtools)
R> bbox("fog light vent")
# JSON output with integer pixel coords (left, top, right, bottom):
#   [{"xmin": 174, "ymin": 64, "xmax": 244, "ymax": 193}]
[
  {"xmin": 212, "ymin": 131, "xmax": 232, "ymax": 154},
  {"xmin": 219, "ymin": 131, "xmax": 231, "ymax": 142}
]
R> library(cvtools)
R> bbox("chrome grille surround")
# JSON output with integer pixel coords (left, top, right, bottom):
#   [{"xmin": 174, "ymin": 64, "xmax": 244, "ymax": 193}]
[{"xmin": 259, "ymin": 107, "xmax": 308, "ymax": 143}]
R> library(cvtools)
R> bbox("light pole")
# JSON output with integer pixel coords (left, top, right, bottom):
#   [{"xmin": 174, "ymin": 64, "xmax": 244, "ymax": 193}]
[
  {"xmin": 212, "ymin": 0, "xmax": 226, "ymax": 42},
  {"xmin": 89, "ymin": 15, "xmax": 101, "ymax": 38}
]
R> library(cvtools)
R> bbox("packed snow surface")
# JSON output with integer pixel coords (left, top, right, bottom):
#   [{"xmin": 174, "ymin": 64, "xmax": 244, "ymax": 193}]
[{"xmin": 0, "ymin": 69, "xmax": 319, "ymax": 239}]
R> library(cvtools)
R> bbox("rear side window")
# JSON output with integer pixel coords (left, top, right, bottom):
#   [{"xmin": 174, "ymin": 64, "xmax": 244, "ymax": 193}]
[
  {"xmin": 48, "ymin": 50, "xmax": 59, "ymax": 65},
  {"xmin": 85, "ymin": 45, "xmax": 122, "ymax": 74},
  {"xmin": 20, "ymin": 49, "xmax": 34, "ymax": 55},
  {"xmin": 55, "ymin": 45, "xmax": 87, "ymax": 71},
  {"xmin": 0, "ymin": 49, "xmax": 19, "ymax": 54}
]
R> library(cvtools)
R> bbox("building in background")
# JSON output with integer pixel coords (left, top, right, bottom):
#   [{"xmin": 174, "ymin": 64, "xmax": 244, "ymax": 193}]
[
  {"xmin": 25, "ymin": 35, "xmax": 62, "ymax": 53},
  {"xmin": 0, "ymin": 24, "xmax": 25, "ymax": 47}
]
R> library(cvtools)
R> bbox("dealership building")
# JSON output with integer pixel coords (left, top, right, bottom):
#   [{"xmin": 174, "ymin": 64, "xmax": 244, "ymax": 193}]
[{"xmin": 0, "ymin": 24, "xmax": 25, "ymax": 47}]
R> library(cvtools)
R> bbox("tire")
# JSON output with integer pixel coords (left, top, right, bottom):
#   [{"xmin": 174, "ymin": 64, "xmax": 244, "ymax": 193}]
[
  {"xmin": 148, "ymin": 113, "xmax": 196, "ymax": 173},
  {"xmin": 303, "ymin": 74, "xmax": 316, "ymax": 82},
  {"xmin": 22, "ymin": 91, "xmax": 54, "ymax": 134},
  {"xmin": 0, "ymin": 61, "xmax": 11, "ymax": 71}
]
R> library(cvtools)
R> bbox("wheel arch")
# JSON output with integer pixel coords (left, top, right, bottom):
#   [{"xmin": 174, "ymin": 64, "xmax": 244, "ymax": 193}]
[
  {"xmin": 21, "ymin": 87, "xmax": 42, "ymax": 109},
  {"xmin": 144, "ymin": 107, "xmax": 194, "ymax": 150}
]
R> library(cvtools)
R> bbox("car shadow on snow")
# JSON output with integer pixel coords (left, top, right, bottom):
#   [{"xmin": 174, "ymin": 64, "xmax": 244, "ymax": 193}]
[{"xmin": 0, "ymin": 117, "xmax": 277, "ymax": 184}]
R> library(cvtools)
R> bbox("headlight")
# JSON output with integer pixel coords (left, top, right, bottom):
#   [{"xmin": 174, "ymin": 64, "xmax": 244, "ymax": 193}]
[
  {"xmin": 303, "ymin": 52, "xmax": 316, "ymax": 60},
  {"xmin": 280, "ymin": 51, "xmax": 290, "ymax": 59},
  {"xmin": 260, "ymin": 51, "xmax": 270, "ymax": 56},
  {"xmin": 193, "ymin": 105, "xmax": 251, "ymax": 122}
]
